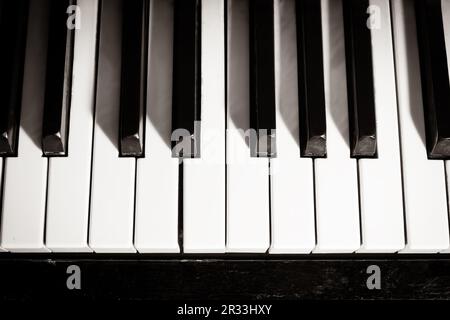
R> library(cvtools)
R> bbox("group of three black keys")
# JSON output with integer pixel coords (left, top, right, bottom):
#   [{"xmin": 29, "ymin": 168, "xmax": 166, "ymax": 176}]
[{"xmin": 0, "ymin": 0, "xmax": 449, "ymax": 161}]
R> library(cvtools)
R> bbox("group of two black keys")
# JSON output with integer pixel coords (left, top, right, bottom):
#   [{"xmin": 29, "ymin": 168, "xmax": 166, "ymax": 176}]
[{"xmin": 1, "ymin": 0, "xmax": 449, "ymax": 160}]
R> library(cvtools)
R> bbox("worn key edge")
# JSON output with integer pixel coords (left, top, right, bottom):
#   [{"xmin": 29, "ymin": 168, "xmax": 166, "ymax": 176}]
[
  {"xmin": 301, "ymin": 134, "xmax": 327, "ymax": 158},
  {"xmin": 120, "ymin": 134, "xmax": 144, "ymax": 158},
  {"xmin": 42, "ymin": 133, "xmax": 66, "ymax": 157},
  {"xmin": 351, "ymin": 135, "xmax": 377, "ymax": 158}
]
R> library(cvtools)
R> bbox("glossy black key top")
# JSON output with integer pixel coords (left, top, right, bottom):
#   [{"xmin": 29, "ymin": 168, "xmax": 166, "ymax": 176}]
[
  {"xmin": 172, "ymin": 0, "xmax": 201, "ymax": 158},
  {"xmin": 296, "ymin": 0, "xmax": 326, "ymax": 158},
  {"xmin": 415, "ymin": 0, "xmax": 450, "ymax": 159},
  {"xmin": 0, "ymin": 0, "xmax": 29, "ymax": 157},
  {"xmin": 42, "ymin": 0, "xmax": 76, "ymax": 156},
  {"xmin": 249, "ymin": 0, "xmax": 276, "ymax": 158},
  {"xmin": 343, "ymin": 0, "xmax": 377, "ymax": 158},
  {"xmin": 119, "ymin": 0, "xmax": 149, "ymax": 157}
]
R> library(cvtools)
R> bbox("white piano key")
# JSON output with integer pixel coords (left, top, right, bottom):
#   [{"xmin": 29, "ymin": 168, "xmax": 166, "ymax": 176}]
[
  {"xmin": 313, "ymin": 0, "xmax": 360, "ymax": 253},
  {"xmin": 89, "ymin": 0, "xmax": 136, "ymax": 253},
  {"xmin": 269, "ymin": 0, "xmax": 315, "ymax": 254},
  {"xmin": 439, "ymin": 0, "xmax": 450, "ymax": 253},
  {"xmin": 183, "ymin": 0, "xmax": 226, "ymax": 253},
  {"xmin": 357, "ymin": 0, "xmax": 405, "ymax": 253},
  {"xmin": 391, "ymin": 0, "xmax": 449, "ymax": 253},
  {"xmin": 0, "ymin": 0, "xmax": 50, "ymax": 252},
  {"xmin": 226, "ymin": 0, "xmax": 270, "ymax": 253},
  {"xmin": 0, "ymin": 159, "xmax": 5, "ymax": 252},
  {"xmin": 45, "ymin": 0, "xmax": 98, "ymax": 253},
  {"xmin": 134, "ymin": 0, "xmax": 179, "ymax": 253},
  {"xmin": 183, "ymin": 162, "xmax": 225, "ymax": 253},
  {"xmin": 444, "ymin": 0, "xmax": 450, "ymax": 76}
]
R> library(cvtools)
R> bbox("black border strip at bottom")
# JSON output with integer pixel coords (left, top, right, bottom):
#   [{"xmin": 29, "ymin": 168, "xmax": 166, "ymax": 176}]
[{"xmin": 0, "ymin": 255, "xmax": 450, "ymax": 300}]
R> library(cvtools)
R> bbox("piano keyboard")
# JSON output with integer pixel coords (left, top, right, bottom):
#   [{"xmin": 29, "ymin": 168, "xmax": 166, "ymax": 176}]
[{"xmin": 1, "ymin": 0, "xmax": 450, "ymax": 255}]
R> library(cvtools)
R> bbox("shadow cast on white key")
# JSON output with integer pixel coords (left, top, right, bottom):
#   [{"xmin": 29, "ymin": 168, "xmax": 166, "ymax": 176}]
[
  {"xmin": 94, "ymin": 0, "xmax": 123, "ymax": 152},
  {"xmin": 228, "ymin": 0, "xmax": 251, "ymax": 148},
  {"xmin": 276, "ymin": 0, "xmax": 300, "ymax": 149},
  {"xmin": 325, "ymin": 0, "xmax": 350, "ymax": 150},
  {"xmin": 147, "ymin": 0, "xmax": 174, "ymax": 149},
  {"xmin": 20, "ymin": 1, "xmax": 50, "ymax": 151},
  {"xmin": 402, "ymin": 1, "xmax": 427, "ymax": 148}
]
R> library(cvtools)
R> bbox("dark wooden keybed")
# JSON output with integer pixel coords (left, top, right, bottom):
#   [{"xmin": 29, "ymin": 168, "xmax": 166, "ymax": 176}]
[{"xmin": 1, "ymin": 254, "xmax": 450, "ymax": 301}]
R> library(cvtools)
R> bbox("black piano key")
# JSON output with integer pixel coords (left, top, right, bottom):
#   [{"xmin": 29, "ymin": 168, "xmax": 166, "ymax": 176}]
[
  {"xmin": 296, "ymin": 0, "xmax": 326, "ymax": 158},
  {"xmin": 249, "ymin": 0, "xmax": 276, "ymax": 158},
  {"xmin": 119, "ymin": 0, "xmax": 149, "ymax": 157},
  {"xmin": 343, "ymin": 0, "xmax": 377, "ymax": 158},
  {"xmin": 0, "ymin": 0, "xmax": 29, "ymax": 157},
  {"xmin": 172, "ymin": 0, "xmax": 201, "ymax": 158},
  {"xmin": 415, "ymin": 0, "xmax": 450, "ymax": 159},
  {"xmin": 42, "ymin": 0, "xmax": 76, "ymax": 156}
]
